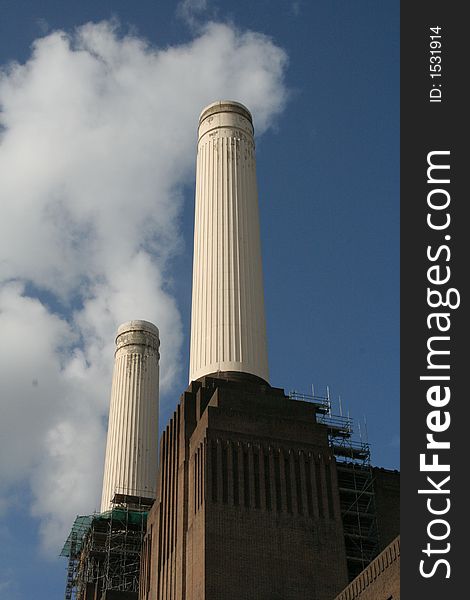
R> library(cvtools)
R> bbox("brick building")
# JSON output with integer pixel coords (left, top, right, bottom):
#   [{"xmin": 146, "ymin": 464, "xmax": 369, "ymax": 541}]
[
  {"xmin": 139, "ymin": 376, "xmax": 350, "ymax": 600},
  {"xmin": 138, "ymin": 100, "xmax": 400, "ymax": 599},
  {"xmin": 62, "ymin": 101, "xmax": 400, "ymax": 600},
  {"xmin": 139, "ymin": 376, "xmax": 400, "ymax": 600}
]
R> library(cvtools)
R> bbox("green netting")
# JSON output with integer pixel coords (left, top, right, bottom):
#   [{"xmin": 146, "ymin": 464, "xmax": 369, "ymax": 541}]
[
  {"xmin": 60, "ymin": 509, "xmax": 148, "ymax": 557},
  {"xmin": 97, "ymin": 508, "xmax": 148, "ymax": 526},
  {"xmin": 60, "ymin": 515, "xmax": 93, "ymax": 557}
]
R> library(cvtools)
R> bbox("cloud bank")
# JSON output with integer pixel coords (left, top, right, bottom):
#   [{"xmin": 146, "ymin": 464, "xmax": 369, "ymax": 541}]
[{"xmin": 0, "ymin": 20, "xmax": 287, "ymax": 553}]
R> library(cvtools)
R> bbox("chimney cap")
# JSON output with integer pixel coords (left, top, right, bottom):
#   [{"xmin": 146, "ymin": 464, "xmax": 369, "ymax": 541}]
[
  {"xmin": 198, "ymin": 100, "xmax": 253, "ymax": 126},
  {"xmin": 116, "ymin": 320, "xmax": 160, "ymax": 339}
]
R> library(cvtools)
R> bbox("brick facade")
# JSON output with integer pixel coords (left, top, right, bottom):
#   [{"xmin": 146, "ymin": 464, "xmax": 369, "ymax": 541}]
[
  {"xmin": 373, "ymin": 468, "xmax": 400, "ymax": 551},
  {"xmin": 139, "ymin": 376, "xmax": 349, "ymax": 600},
  {"xmin": 333, "ymin": 536, "xmax": 400, "ymax": 600}
]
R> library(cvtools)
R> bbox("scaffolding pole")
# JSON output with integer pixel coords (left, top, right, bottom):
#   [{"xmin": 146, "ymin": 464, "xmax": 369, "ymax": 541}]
[
  {"xmin": 292, "ymin": 384, "xmax": 381, "ymax": 582},
  {"xmin": 61, "ymin": 496, "xmax": 152, "ymax": 600}
]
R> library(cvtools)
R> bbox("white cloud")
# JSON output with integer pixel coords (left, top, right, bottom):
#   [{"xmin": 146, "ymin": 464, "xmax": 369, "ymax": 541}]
[
  {"xmin": 177, "ymin": 0, "xmax": 209, "ymax": 28},
  {"xmin": 0, "ymin": 19, "xmax": 288, "ymax": 553}
]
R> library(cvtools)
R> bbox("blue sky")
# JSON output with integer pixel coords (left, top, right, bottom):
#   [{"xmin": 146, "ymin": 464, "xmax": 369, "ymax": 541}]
[{"xmin": 0, "ymin": 1, "xmax": 399, "ymax": 598}]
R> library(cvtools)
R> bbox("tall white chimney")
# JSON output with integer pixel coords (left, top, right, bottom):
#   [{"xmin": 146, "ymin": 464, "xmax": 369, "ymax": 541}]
[
  {"xmin": 189, "ymin": 101, "xmax": 269, "ymax": 383},
  {"xmin": 100, "ymin": 320, "xmax": 160, "ymax": 512}
]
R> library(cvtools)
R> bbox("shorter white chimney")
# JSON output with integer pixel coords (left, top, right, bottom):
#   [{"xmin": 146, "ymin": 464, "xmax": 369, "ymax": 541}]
[{"xmin": 100, "ymin": 320, "xmax": 160, "ymax": 512}]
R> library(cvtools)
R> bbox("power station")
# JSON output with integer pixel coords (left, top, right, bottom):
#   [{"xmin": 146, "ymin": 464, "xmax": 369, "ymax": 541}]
[{"xmin": 61, "ymin": 101, "xmax": 400, "ymax": 600}]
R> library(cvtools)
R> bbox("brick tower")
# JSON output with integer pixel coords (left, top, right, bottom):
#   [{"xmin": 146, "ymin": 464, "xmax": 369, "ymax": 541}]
[{"xmin": 140, "ymin": 377, "xmax": 348, "ymax": 600}]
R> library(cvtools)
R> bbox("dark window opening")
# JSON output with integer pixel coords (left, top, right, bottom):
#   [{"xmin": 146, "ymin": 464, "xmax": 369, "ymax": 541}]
[
  {"xmin": 295, "ymin": 456, "xmax": 303, "ymax": 515},
  {"xmin": 274, "ymin": 454, "xmax": 282, "ymax": 512},
  {"xmin": 285, "ymin": 456, "xmax": 292, "ymax": 513},
  {"xmin": 243, "ymin": 450, "xmax": 250, "ymax": 508},
  {"xmin": 305, "ymin": 459, "xmax": 313, "ymax": 517},
  {"xmin": 315, "ymin": 461, "xmax": 324, "ymax": 518},
  {"xmin": 222, "ymin": 445, "xmax": 228, "ymax": 504},
  {"xmin": 194, "ymin": 450, "xmax": 198, "ymax": 513},
  {"xmin": 211, "ymin": 442, "xmax": 218, "ymax": 503},
  {"xmin": 232, "ymin": 446, "xmax": 239, "ymax": 506},
  {"xmin": 264, "ymin": 454, "xmax": 272, "ymax": 511},
  {"xmin": 254, "ymin": 451, "xmax": 260, "ymax": 509}
]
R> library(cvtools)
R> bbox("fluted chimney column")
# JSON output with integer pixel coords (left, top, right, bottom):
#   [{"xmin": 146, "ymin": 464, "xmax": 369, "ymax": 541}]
[
  {"xmin": 189, "ymin": 101, "xmax": 269, "ymax": 383},
  {"xmin": 100, "ymin": 320, "xmax": 160, "ymax": 512}
]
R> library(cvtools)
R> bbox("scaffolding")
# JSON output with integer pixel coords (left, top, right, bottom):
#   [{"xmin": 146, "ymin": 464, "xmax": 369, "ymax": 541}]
[
  {"xmin": 290, "ymin": 388, "xmax": 380, "ymax": 581},
  {"xmin": 336, "ymin": 460, "xmax": 379, "ymax": 580},
  {"xmin": 61, "ymin": 495, "xmax": 152, "ymax": 600},
  {"xmin": 65, "ymin": 529, "xmax": 78, "ymax": 600}
]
